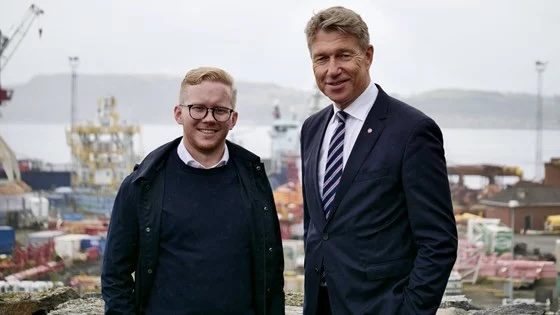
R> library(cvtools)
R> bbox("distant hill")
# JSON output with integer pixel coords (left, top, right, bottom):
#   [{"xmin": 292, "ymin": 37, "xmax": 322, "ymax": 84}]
[
  {"xmin": 1, "ymin": 74, "xmax": 559, "ymax": 129},
  {"xmin": 404, "ymin": 89, "xmax": 560, "ymax": 129}
]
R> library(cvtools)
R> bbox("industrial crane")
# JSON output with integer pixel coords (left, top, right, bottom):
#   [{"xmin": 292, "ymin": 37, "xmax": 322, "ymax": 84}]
[
  {"xmin": 0, "ymin": 4, "xmax": 44, "ymax": 184},
  {"xmin": 0, "ymin": 4, "xmax": 44, "ymax": 106}
]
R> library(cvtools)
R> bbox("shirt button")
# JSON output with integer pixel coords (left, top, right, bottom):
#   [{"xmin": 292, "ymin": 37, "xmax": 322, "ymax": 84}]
[
  {"xmin": 263, "ymin": 206, "xmax": 268, "ymax": 211},
  {"xmin": 145, "ymin": 227, "xmax": 151, "ymax": 233},
  {"xmin": 268, "ymin": 247, "xmax": 273, "ymax": 253},
  {"xmin": 145, "ymin": 184, "xmax": 151, "ymax": 191},
  {"xmin": 323, "ymin": 233, "xmax": 329, "ymax": 241},
  {"xmin": 147, "ymin": 268, "xmax": 153, "ymax": 274}
]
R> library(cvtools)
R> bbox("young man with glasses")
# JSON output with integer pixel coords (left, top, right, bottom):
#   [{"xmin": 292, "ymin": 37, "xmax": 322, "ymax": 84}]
[{"xmin": 102, "ymin": 66, "xmax": 285, "ymax": 314}]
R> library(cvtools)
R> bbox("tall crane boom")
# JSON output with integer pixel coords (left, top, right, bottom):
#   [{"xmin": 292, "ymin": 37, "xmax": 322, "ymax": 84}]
[
  {"xmin": 0, "ymin": 4, "xmax": 44, "ymax": 185},
  {"xmin": 0, "ymin": 4, "xmax": 44, "ymax": 70},
  {"xmin": 0, "ymin": 4, "xmax": 44, "ymax": 105}
]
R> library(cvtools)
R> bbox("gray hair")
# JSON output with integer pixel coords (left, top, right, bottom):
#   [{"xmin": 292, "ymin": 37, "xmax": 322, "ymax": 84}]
[{"xmin": 305, "ymin": 6, "xmax": 370, "ymax": 51}]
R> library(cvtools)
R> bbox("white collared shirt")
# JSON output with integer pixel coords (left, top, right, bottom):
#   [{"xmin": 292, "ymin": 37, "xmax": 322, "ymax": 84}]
[
  {"xmin": 177, "ymin": 142, "xmax": 229, "ymax": 169},
  {"xmin": 318, "ymin": 82, "xmax": 379, "ymax": 197}
]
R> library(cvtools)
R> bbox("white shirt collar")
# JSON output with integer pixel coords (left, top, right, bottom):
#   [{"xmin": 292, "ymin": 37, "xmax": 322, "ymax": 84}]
[
  {"xmin": 331, "ymin": 81, "xmax": 378, "ymax": 122},
  {"xmin": 176, "ymin": 141, "xmax": 229, "ymax": 169}
]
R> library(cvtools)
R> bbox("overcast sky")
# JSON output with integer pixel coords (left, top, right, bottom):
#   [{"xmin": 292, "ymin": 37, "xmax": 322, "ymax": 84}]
[{"xmin": 1, "ymin": 0, "xmax": 559, "ymax": 95}]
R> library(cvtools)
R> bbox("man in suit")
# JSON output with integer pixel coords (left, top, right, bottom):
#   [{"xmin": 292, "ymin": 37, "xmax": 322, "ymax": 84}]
[{"xmin": 300, "ymin": 6, "xmax": 458, "ymax": 315}]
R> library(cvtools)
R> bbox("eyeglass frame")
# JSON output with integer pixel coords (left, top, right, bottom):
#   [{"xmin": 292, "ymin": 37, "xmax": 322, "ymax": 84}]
[{"xmin": 179, "ymin": 104, "xmax": 235, "ymax": 122}]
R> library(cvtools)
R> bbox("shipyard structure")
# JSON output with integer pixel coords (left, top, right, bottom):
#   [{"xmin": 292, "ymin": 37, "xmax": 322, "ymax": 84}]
[
  {"xmin": 65, "ymin": 96, "xmax": 141, "ymax": 214},
  {"xmin": 0, "ymin": 95, "xmax": 140, "ymax": 293}
]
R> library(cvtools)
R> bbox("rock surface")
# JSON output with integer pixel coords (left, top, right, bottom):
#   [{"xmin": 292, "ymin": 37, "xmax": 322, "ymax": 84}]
[
  {"xmin": 439, "ymin": 297, "xmax": 484, "ymax": 311},
  {"xmin": 0, "ymin": 287, "xmax": 79, "ymax": 315},
  {"xmin": 285, "ymin": 291, "xmax": 304, "ymax": 307},
  {"xmin": 49, "ymin": 297, "xmax": 104, "ymax": 315},
  {"xmin": 0, "ymin": 288, "xmax": 551, "ymax": 315},
  {"xmin": 470, "ymin": 303, "xmax": 545, "ymax": 315}
]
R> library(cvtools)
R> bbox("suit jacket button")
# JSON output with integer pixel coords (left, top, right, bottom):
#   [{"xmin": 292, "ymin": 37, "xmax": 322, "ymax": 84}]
[
  {"xmin": 322, "ymin": 233, "xmax": 329, "ymax": 241},
  {"xmin": 147, "ymin": 268, "xmax": 153, "ymax": 274},
  {"xmin": 314, "ymin": 266, "xmax": 320, "ymax": 273}
]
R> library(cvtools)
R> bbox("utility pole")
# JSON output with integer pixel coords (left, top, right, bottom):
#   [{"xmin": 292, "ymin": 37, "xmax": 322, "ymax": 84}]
[
  {"xmin": 535, "ymin": 61, "xmax": 547, "ymax": 181},
  {"xmin": 68, "ymin": 56, "xmax": 79, "ymax": 130},
  {"xmin": 68, "ymin": 56, "xmax": 79, "ymax": 195},
  {"xmin": 508, "ymin": 199, "xmax": 519, "ymax": 300}
]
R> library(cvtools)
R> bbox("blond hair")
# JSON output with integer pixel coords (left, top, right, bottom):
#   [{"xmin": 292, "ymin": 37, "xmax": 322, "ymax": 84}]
[
  {"xmin": 179, "ymin": 66, "xmax": 237, "ymax": 108},
  {"xmin": 305, "ymin": 6, "xmax": 370, "ymax": 51}
]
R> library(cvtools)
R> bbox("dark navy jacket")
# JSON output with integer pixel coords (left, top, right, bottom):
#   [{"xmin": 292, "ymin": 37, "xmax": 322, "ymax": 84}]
[
  {"xmin": 102, "ymin": 137, "xmax": 285, "ymax": 314},
  {"xmin": 300, "ymin": 85, "xmax": 458, "ymax": 315}
]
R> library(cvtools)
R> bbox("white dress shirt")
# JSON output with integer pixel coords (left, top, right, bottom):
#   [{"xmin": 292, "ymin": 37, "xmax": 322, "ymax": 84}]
[
  {"xmin": 318, "ymin": 82, "xmax": 379, "ymax": 197},
  {"xmin": 177, "ymin": 142, "xmax": 229, "ymax": 169}
]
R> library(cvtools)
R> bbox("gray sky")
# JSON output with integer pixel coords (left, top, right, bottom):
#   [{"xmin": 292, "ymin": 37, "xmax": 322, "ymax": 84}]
[{"xmin": 1, "ymin": 0, "xmax": 559, "ymax": 95}]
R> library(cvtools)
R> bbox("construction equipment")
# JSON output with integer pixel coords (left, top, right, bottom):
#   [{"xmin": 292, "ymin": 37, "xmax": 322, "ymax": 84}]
[
  {"xmin": 66, "ymin": 96, "xmax": 141, "ymax": 191},
  {"xmin": 0, "ymin": 4, "xmax": 44, "ymax": 106},
  {"xmin": 0, "ymin": 4, "xmax": 44, "ymax": 185},
  {"xmin": 544, "ymin": 215, "xmax": 560, "ymax": 232}
]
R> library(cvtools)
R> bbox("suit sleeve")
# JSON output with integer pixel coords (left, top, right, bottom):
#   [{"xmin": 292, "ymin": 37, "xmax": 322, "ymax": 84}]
[
  {"xmin": 401, "ymin": 118, "xmax": 458, "ymax": 314},
  {"xmin": 300, "ymin": 123, "xmax": 310, "ymax": 250},
  {"xmin": 101, "ymin": 175, "xmax": 139, "ymax": 314}
]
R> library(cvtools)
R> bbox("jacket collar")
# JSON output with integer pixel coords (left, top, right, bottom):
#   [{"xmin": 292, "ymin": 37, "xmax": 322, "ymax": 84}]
[{"xmin": 131, "ymin": 137, "xmax": 260, "ymax": 184}]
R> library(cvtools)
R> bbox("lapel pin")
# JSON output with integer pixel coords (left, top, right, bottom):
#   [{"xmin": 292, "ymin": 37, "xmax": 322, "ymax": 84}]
[{"xmin": 367, "ymin": 128, "xmax": 373, "ymax": 134}]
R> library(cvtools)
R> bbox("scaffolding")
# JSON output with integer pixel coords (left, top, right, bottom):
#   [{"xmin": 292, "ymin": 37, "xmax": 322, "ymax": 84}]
[{"xmin": 66, "ymin": 96, "xmax": 140, "ymax": 191}]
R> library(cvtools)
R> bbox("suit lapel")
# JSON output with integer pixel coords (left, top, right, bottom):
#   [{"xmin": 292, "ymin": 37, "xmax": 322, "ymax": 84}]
[
  {"xmin": 308, "ymin": 107, "xmax": 333, "ymax": 229},
  {"xmin": 327, "ymin": 85, "xmax": 390, "ymax": 222}
]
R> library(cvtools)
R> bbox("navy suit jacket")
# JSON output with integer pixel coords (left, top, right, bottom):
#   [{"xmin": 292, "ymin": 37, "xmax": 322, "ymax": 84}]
[{"xmin": 300, "ymin": 85, "xmax": 458, "ymax": 315}]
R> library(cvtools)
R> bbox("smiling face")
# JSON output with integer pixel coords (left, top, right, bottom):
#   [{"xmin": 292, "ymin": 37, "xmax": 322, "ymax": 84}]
[
  {"xmin": 174, "ymin": 80, "xmax": 237, "ymax": 162},
  {"xmin": 310, "ymin": 30, "xmax": 373, "ymax": 110}
]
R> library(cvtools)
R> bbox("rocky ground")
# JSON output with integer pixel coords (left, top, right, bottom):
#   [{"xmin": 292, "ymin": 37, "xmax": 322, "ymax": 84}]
[{"xmin": 0, "ymin": 288, "xmax": 553, "ymax": 314}]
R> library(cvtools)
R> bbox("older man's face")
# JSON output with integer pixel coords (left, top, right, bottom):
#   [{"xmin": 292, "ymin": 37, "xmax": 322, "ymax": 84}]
[{"xmin": 310, "ymin": 30, "xmax": 373, "ymax": 110}]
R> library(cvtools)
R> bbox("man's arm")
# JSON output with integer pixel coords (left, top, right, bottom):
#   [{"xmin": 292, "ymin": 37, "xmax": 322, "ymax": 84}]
[
  {"xmin": 299, "ymin": 125, "xmax": 309, "ymax": 250},
  {"xmin": 101, "ymin": 175, "xmax": 139, "ymax": 314},
  {"xmin": 401, "ymin": 118, "xmax": 458, "ymax": 315}
]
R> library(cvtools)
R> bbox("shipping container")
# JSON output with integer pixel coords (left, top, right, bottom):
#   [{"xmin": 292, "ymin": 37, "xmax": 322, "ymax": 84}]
[
  {"xmin": 28, "ymin": 230, "xmax": 65, "ymax": 246},
  {"xmin": 282, "ymin": 239, "xmax": 305, "ymax": 273},
  {"xmin": 483, "ymin": 225, "xmax": 513, "ymax": 254},
  {"xmin": 80, "ymin": 236, "xmax": 100, "ymax": 251},
  {"xmin": 62, "ymin": 213, "xmax": 84, "ymax": 221},
  {"xmin": 54, "ymin": 234, "xmax": 90, "ymax": 262},
  {"xmin": 0, "ymin": 226, "xmax": 15, "ymax": 255}
]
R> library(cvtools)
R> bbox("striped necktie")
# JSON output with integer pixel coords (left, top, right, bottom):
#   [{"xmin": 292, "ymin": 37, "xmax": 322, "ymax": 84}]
[{"xmin": 322, "ymin": 111, "xmax": 348, "ymax": 218}]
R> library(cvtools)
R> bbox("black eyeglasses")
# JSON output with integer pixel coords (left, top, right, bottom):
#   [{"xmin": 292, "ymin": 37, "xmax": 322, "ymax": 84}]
[{"xmin": 180, "ymin": 104, "xmax": 234, "ymax": 122}]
